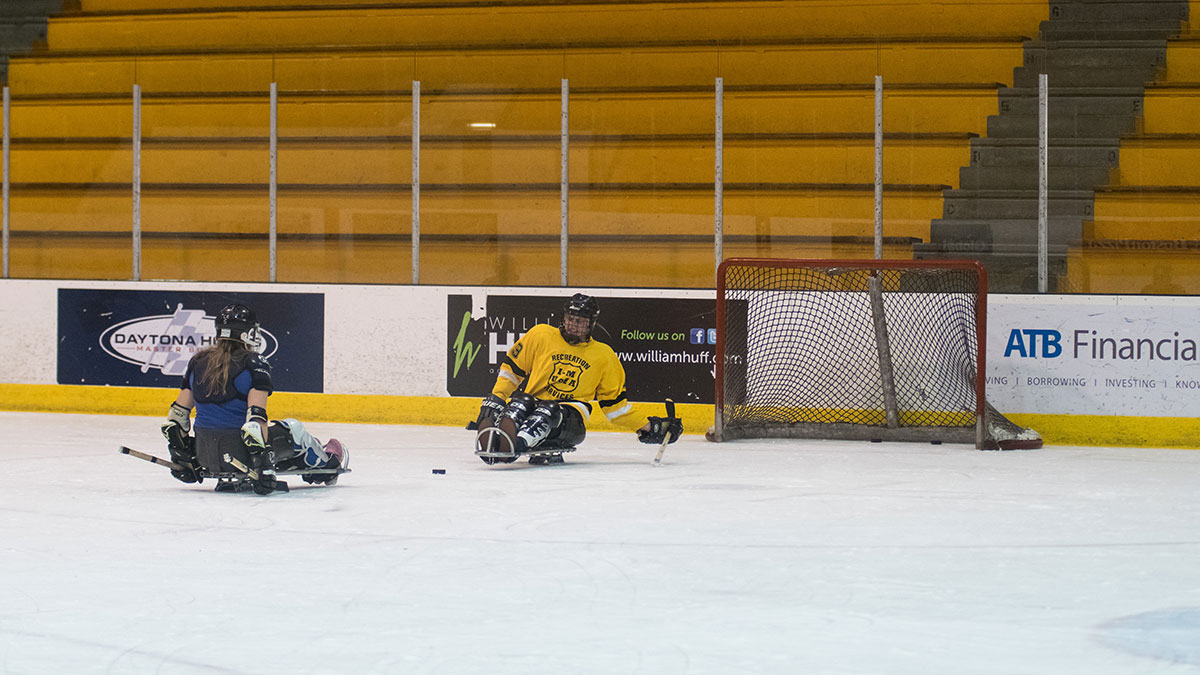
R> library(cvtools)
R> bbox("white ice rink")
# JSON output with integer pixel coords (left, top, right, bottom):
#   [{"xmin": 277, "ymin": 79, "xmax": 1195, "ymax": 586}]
[{"xmin": 3, "ymin": 411, "xmax": 1200, "ymax": 674}]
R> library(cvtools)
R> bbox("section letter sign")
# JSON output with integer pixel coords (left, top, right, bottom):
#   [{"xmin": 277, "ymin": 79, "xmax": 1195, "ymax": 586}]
[
  {"xmin": 447, "ymin": 294, "xmax": 717, "ymax": 403},
  {"xmin": 58, "ymin": 289, "xmax": 325, "ymax": 392}
]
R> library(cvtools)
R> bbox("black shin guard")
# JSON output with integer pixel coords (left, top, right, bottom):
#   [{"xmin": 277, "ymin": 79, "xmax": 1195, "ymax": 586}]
[{"xmin": 517, "ymin": 401, "xmax": 563, "ymax": 450}]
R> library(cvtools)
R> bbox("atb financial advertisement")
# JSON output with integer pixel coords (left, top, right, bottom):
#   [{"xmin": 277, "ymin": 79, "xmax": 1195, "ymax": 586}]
[{"xmin": 988, "ymin": 296, "xmax": 1200, "ymax": 417}]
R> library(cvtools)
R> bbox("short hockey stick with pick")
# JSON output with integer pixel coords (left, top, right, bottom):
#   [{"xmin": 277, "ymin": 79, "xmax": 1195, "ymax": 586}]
[
  {"xmin": 652, "ymin": 399, "xmax": 676, "ymax": 466},
  {"xmin": 119, "ymin": 446, "xmax": 185, "ymax": 471}
]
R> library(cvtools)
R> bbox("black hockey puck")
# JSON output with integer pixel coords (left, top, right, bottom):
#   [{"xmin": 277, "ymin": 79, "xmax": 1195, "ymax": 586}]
[
  {"xmin": 432, "ymin": 469, "xmax": 446, "ymax": 475},
  {"xmin": 931, "ymin": 440, "xmax": 942, "ymax": 445},
  {"xmin": 870, "ymin": 438, "xmax": 882, "ymax": 443}
]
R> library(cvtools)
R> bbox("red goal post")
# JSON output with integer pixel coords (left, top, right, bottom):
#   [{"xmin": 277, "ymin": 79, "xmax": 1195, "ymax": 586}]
[{"xmin": 710, "ymin": 258, "xmax": 1041, "ymax": 450}]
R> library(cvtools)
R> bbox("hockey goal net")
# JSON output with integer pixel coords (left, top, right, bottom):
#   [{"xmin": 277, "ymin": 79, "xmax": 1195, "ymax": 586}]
[{"xmin": 710, "ymin": 258, "xmax": 1041, "ymax": 450}]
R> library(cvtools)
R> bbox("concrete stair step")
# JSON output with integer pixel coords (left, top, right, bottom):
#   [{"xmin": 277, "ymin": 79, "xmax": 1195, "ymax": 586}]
[
  {"xmin": 942, "ymin": 189, "xmax": 1094, "ymax": 219},
  {"xmin": 1019, "ymin": 43, "xmax": 1167, "ymax": 71},
  {"xmin": 930, "ymin": 216, "xmax": 1085, "ymax": 246},
  {"xmin": 997, "ymin": 87, "xmax": 1142, "ymax": 115},
  {"xmin": 1012, "ymin": 65, "xmax": 1159, "ymax": 88},
  {"xmin": 991, "ymin": 86, "xmax": 1143, "ymax": 137},
  {"xmin": 1044, "ymin": 1, "xmax": 1188, "ymax": 23},
  {"xmin": 913, "ymin": 243, "xmax": 1070, "ymax": 291},
  {"xmin": 1038, "ymin": 19, "xmax": 1184, "ymax": 41},
  {"xmin": 0, "ymin": 0, "xmax": 69, "ymax": 18},
  {"xmin": 958, "ymin": 164, "xmax": 1112, "ymax": 190},
  {"xmin": 987, "ymin": 114, "xmax": 1137, "ymax": 138},
  {"xmin": 0, "ymin": 20, "xmax": 47, "ymax": 52},
  {"xmin": 968, "ymin": 140, "xmax": 1119, "ymax": 168}
]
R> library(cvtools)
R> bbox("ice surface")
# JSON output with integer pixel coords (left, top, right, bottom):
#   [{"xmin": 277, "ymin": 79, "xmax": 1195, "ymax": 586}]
[{"xmin": 3, "ymin": 411, "xmax": 1200, "ymax": 674}]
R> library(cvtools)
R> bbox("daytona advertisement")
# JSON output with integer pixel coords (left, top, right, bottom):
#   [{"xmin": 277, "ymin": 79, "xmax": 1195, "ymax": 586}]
[{"xmin": 57, "ymin": 288, "xmax": 325, "ymax": 392}]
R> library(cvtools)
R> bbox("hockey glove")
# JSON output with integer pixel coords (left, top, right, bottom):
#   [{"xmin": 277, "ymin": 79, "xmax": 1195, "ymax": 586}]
[
  {"xmin": 637, "ymin": 416, "xmax": 683, "ymax": 445},
  {"xmin": 161, "ymin": 403, "xmax": 201, "ymax": 483},
  {"xmin": 165, "ymin": 433, "xmax": 202, "ymax": 484},
  {"xmin": 241, "ymin": 405, "xmax": 268, "ymax": 449},
  {"xmin": 468, "ymin": 393, "xmax": 507, "ymax": 431},
  {"xmin": 161, "ymin": 401, "xmax": 192, "ymax": 439}
]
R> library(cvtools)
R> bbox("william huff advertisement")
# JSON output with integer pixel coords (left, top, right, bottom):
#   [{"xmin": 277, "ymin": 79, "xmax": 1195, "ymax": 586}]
[
  {"xmin": 447, "ymin": 294, "xmax": 717, "ymax": 403},
  {"xmin": 57, "ymin": 289, "xmax": 325, "ymax": 392}
]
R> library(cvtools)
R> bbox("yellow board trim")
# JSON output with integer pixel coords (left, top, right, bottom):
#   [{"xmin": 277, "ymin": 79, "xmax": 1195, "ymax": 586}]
[{"xmin": 1, "ymin": 383, "xmax": 1195, "ymax": 449}]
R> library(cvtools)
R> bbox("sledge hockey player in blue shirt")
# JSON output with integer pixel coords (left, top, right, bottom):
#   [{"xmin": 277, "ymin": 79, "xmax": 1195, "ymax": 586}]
[
  {"xmin": 473, "ymin": 293, "xmax": 683, "ymax": 465},
  {"xmin": 160, "ymin": 303, "xmax": 347, "ymax": 494}
]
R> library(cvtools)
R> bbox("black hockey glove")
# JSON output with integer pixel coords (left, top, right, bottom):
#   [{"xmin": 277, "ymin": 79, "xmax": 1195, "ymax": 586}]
[
  {"xmin": 637, "ymin": 416, "xmax": 683, "ymax": 445},
  {"xmin": 468, "ymin": 393, "xmax": 507, "ymax": 430}
]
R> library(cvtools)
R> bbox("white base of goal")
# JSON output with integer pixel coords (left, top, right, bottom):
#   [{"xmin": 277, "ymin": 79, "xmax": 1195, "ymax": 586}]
[{"xmin": 706, "ymin": 412, "xmax": 1042, "ymax": 450}]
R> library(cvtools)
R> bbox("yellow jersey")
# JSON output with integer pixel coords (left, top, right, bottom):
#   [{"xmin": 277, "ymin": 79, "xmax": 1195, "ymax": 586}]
[{"xmin": 492, "ymin": 323, "xmax": 643, "ymax": 428}]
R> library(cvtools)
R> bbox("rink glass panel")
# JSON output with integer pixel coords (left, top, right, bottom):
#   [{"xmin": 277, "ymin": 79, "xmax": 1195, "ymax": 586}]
[{"xmin": 3, "ymin": 3, "xmax": 1199, "ymax": 293}]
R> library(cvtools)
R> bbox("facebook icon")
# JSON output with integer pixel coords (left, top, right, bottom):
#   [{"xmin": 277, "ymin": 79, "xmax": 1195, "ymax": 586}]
[{"xmin": 690, "ymin": 328, "xmax": 706, "ymax": 344}]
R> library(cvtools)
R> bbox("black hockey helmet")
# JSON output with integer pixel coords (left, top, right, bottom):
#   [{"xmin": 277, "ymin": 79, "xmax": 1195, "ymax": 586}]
[
  {"xmin": 215, "ymin": 303, "xmax": 261, "ymax": 350},
  {"xmin": 559, "ymin": 293, "xmax": 600, "ymax": 344}
]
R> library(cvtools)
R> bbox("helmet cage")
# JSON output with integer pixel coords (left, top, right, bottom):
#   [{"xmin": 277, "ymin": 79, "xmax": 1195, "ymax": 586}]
[{"xmin": 559, "ymin": 294, "xmax": 600, "ymax": 344}]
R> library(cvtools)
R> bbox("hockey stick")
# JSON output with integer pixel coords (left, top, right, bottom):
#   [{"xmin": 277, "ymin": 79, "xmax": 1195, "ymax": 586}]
[
  {"xmin": 223, "ymin": 453, "xmax": 290, "ymax": 493},
  {"xmin": 223, "ymin": 453, "xmax": 260, "ymax": 480},
  {"xmin": 119, "ymin": 446, "xmax": 185, "ymax": 472},
  {"xmin": 652, "ymin": 399, "xmax": 676, "ymax": 466}
]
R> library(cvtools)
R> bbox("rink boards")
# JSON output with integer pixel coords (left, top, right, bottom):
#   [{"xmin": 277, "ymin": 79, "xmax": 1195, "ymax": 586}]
[{"xmin": 0, "ymin": 278, "xmax": 1198, "ymax": 448}]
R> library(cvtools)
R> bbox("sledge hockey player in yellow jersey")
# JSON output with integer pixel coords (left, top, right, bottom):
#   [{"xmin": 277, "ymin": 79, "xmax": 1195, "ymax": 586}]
[{"xmin": 473, "ymin": 293, "xmax": 683, "ymax": 465}]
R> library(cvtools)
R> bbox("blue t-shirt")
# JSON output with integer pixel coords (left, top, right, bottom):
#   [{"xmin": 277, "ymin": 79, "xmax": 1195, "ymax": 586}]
[{"xmin": 181, "ymin": 348, "xmax": 273, "ymax": 430}]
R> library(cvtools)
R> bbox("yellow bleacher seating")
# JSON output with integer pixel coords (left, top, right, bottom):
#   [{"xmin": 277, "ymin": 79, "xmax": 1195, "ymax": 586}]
[
  {"xmin": 1066, "ymin": 31, "xmax": 1200, "ymax": 294},
  {"xmin": 53, "ymin": 2, "xmax": 1045, "ymax": 53},
  {"xmin": 9, "ymin": 42, "xmax": 1026, "ymax": 95},
  {"xmin": 6, "ymin": 0, "xmax": 1050, "ymax": 284}
]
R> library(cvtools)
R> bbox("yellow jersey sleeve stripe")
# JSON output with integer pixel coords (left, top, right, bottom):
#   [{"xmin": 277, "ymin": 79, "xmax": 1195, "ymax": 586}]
[{"xmin": 604, "ymin": 401, "xmax": 633, "ymax": 421}]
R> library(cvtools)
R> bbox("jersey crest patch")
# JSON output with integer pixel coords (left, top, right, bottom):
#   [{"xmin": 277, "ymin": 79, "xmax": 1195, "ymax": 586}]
[{"xmin": 548, "ymin": 362, "xmax": 583, "ymax": 396}]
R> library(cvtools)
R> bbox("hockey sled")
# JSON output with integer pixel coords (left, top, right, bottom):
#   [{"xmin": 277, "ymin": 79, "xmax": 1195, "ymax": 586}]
[
  {"xmin": 119, "ymin": 446, "xmax": 349, "ymax": 491},
  {"xmin": 207, "ymin": 464, "xmax": 351, "ymax": 480},
  {"xmin": 474, "ymin": 426, "xmax": 575, "ymax": 464}
]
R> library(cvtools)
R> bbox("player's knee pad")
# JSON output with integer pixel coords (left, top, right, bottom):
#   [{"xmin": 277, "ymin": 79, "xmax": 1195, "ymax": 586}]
[
  {"xmin": 553, "ymin": 406, "xmax": 587, "ymax": 448},
  {"xmin": 525, "ymin": 401, "xmax": 562, "ymax": 429},
  {"xmin": 267, "ymin": 421, "xmax": 296, "ymax": 459},
  {"xmin": 502, "ymin": 392, "xmax": 538, "ymax": 424},
  {"xmin": 517, "ymin": 401, "xmax": 562, "ymax": 449},
  {"xmin": 270, "ymin": 418, "xmax": 330, "ymax": 469}
]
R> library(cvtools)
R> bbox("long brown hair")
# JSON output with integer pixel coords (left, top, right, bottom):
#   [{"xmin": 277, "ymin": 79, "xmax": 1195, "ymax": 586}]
[{"xmin": 196, "ymin": 339, "xmax": 252, "ymax": 397}]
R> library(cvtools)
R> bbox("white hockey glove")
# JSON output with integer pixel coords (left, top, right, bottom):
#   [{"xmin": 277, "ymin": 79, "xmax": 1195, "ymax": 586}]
[
  {"xmin": 241, "ymin": 405, "xmax": 268, "ymax": 449},
  {"xmin": 161, "ymin": 401, "xmax": 192, "ymax": 439}
]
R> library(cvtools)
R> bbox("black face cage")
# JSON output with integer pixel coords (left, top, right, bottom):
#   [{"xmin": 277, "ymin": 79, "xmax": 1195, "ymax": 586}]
[{"xmin": 560, "ymin": 310, "xmax": 597, "ymax": 342}]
